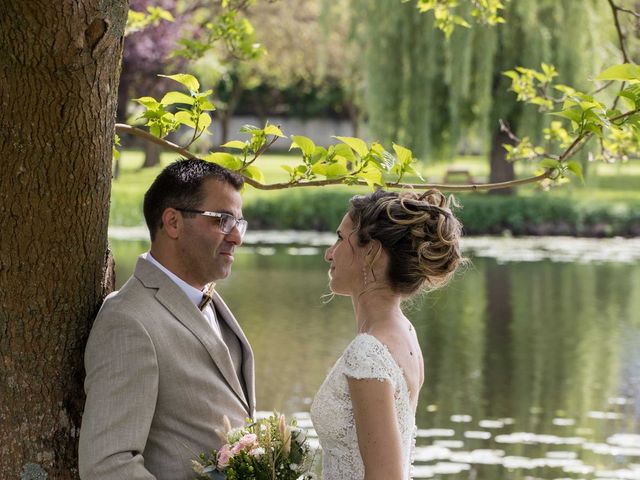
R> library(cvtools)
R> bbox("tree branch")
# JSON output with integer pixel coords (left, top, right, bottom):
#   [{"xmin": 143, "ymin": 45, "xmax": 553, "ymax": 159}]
[
  {"xmin": 115, "ymin": 123, "xmax": 551, "ymax": 192},
  {"xmin": 608, "ymin": 0, "xmax": 631, "ymax": 64},
  {"xmin": 116, "ymin": 123, "xmax": 198, "ymax": 159}
]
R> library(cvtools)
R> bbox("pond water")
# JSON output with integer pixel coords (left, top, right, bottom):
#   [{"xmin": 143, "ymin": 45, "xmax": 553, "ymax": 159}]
[{"xmin": 110, "ymin": 233, "xmax": 640, "ymax": 480}]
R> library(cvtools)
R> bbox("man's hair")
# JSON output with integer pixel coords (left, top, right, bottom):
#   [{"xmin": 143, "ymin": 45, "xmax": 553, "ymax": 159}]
[{"xmin": 143, "ymin": 158, "xmax": 244, "ymax": 241}]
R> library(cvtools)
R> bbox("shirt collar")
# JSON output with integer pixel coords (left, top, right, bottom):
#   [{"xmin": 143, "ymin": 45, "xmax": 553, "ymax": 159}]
[{"xmin": 143, "ymin": 252, "xmax": 206, "ymax": 308}]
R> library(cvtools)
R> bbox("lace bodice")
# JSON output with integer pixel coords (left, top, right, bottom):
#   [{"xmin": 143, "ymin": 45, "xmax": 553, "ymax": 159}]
[{"xmin": 310, "ymin": 334, "xmax": 416, "ymax": 480}]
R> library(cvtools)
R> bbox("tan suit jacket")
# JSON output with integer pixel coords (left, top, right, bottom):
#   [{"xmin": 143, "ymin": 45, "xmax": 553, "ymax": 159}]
[{"xmin": 79, "ymin": 256, "xmax": 255, "ymax": 480}]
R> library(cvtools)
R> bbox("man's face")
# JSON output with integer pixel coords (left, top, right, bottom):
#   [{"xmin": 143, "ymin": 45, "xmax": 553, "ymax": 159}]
[{"xmin": 176, "ymin": 179, "xmax": 243, "ymax": 288}]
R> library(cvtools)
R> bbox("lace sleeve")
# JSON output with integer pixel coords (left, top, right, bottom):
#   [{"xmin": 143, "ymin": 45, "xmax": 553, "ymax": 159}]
[{"xmin": 341, "ymin": 334, "xmax": 397, "ymax": 388}]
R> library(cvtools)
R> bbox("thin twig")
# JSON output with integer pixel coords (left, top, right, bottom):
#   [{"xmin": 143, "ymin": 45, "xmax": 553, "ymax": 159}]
[
  {"xmin": 499, "ymin": 119, "xmax": 520, "ymax": 143},
  {"xmin": 614, "ymin": 4, "xmax": 640, "ymax": 19},
  {"xmin": 608, "ymin": 0, "xmax": 630, "ymax": 63}
]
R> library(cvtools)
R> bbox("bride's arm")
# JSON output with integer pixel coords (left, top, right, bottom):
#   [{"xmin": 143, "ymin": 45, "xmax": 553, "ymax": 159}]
[{"xmin": 348, "ymin": 377, "xmax": 404, "ymax": 480}]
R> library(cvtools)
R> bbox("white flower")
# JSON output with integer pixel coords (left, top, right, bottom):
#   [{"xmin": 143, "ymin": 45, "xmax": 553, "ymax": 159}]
[
  {"xmin": 290, "ymin": 463, "xmax": 299, "ymax": 471},
  {"xmin": 250, "ymin": 447, "xmax": 265, "ymax": 457}
]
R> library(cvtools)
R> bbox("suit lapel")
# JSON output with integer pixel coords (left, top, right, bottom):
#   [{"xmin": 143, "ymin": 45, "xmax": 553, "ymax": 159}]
[
  {"xmin": 134, "ymin": 257, "xmax": 250, "ymax": 412},
  {"xmin": 212, "ymin": 292, "xmax": 256, "ymax": 415}
]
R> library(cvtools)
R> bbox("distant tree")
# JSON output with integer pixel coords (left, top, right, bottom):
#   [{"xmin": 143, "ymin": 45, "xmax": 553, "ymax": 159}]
[
  {"xmin": 117, "ymin": 0, "xmax": 184, "ymax": 168},
  {"xmin": 348, "ymin": 0, "xmax": 612, "ymax": 193}
]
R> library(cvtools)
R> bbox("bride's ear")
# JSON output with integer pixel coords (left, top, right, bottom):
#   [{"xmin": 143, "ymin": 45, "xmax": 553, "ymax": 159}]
[{"xmin": 365, "ymin": 240, "xmax": 383, "ymax": 265}]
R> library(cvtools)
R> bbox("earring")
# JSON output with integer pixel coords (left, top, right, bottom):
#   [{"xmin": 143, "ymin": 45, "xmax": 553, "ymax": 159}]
[{"xmin": 362, "ymin": 265, "xmax": 369, "ymax": 287}]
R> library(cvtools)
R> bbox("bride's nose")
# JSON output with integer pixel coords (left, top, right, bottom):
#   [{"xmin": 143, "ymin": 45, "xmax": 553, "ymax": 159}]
[{"xmin": 324, "ymin": 246, "xmax": 333, "ymax": 262}]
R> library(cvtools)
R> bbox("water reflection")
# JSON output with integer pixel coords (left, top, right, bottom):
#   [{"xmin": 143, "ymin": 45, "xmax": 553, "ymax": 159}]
[{"xmin": 109, "ymin": 237, "xmax": 640, "ymax": 480}]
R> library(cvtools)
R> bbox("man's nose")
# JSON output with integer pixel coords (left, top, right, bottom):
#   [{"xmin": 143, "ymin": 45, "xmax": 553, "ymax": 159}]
[{"xmin": 226, "ymin": 225, "xmax": 243, "ymax": 245}]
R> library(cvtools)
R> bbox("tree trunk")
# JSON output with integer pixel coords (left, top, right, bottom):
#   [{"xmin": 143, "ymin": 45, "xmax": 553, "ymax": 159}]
[
  {"xmin": 219, "ymin": 110, "xmax": 231, "ymax": 146},
  {"xmin": 489, "ymin": 126, "xmax": 516, "ymax": 196},
  {"xmin": 142, "ymin": 140, "xmax": 162, "ymax": 168},
  {"xmin": 0, "ymin": 1, "xmax": 126, "ymax": 478}
]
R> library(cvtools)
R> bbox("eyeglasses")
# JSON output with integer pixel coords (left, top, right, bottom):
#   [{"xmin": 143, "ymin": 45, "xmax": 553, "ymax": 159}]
[{"xmin": 175, "ymin": 208, "xmax": 248, "ymax": 237}]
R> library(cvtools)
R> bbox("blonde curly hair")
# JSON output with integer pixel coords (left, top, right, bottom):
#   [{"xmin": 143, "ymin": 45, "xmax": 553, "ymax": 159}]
[{"xmin": 348, "ymin": 189, "xmax": 465, "ymax": 295}]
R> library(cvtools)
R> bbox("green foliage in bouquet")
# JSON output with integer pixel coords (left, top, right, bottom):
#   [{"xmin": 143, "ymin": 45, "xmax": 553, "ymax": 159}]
[{"xmin": 193, "ymin": 413, "xmax": 314, "ymax": 480}]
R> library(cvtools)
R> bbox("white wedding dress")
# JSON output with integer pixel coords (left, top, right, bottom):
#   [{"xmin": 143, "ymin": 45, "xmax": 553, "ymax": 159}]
[{"xmin": 310, "ymin": 333, "xmax": 416, "ymax": 479}]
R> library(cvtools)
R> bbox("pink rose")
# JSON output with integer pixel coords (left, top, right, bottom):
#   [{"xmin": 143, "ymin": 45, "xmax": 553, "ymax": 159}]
[
  {"xmin": 217, "ymin": 444, "xmax": 232, "ymax": 469},
  {"xmin": 230, "ymin": 433, "xmax": 258, "ymax": 455}
]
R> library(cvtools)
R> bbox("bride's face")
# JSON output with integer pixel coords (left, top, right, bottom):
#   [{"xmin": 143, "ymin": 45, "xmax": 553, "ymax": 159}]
[{"xmin": 324, "ymin": 213, "xmax": 365, "ymax": 296}]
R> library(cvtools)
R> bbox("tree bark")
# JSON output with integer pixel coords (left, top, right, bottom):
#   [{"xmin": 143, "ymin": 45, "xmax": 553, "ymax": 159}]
[
  {"xmin": 489, "ymin": 126, "xmax": 516, "ymax": 196},
  {"xmin": 0, "ymin": 1, "xmax": 126, "ymax": 478}
]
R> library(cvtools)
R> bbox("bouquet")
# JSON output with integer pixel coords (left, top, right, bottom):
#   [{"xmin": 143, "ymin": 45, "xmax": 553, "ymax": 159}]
[{"xmin": 193, "ymin": 413, "xmax": 314, "ymax": 480}]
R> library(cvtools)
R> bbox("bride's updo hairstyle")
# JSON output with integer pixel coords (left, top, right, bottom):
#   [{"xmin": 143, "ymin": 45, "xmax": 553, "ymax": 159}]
[{"xmin": 348, "ymin": 189, "xmax": 464, "ymax": 295}]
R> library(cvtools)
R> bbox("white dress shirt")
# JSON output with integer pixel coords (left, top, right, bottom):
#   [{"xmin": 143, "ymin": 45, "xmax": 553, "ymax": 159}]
[{"xmin": 143, "ymin": 252, "xmax": 222, "ymax": 337}]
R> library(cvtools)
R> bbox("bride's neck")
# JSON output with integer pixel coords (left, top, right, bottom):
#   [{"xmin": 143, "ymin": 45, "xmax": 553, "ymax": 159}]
[{"xmin": 353, "ymin": 289, "xmax": 403, "ymax": 333}]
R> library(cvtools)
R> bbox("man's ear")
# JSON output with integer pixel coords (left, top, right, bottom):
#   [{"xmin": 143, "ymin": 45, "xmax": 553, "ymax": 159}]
[{"xmin": 160, "ymin": 208, "xmax": 182, "ymax": 239}]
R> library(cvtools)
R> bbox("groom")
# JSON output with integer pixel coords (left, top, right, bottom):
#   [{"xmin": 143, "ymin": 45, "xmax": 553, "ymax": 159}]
[{"xmin": 79, "ymin": 159, "xmax": 255, "ymax": 480}]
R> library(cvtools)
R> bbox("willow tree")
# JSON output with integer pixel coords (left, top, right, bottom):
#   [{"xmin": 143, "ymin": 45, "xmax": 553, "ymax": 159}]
[{"xmin": 350, "ymin": 0, "xmax": 611, "ymax": 192}]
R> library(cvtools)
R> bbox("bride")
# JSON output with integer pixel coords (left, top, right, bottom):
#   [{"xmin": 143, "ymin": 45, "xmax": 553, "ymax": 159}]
[{"xmin": 310, "ymin": 189, "xmax": 465, "ymax": 479}]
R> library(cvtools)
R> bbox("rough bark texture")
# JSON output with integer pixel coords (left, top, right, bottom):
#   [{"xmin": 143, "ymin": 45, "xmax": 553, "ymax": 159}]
[{"xmin": 0, "ymin": 1, "xmax": 126, "ymax": 478}]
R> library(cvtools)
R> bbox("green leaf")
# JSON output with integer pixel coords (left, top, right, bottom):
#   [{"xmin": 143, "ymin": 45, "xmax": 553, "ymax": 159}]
[
  {"xmin": 618, "ymin": 89, "xmax": 637, "ymax": 110},
  {"xmin": 222, "ymin": 140, "xmax": 247, "ymax": 150},
  {"xmin": 539, "ymin": 159, "xmax": 560, "ymax": 169},
  {"xmin": 325, "ymin": 161, "xmax": 349, "ymax": 178},
  {"xmin": 290, "ymin": 135, "xmax": 316, "ymax": 157},
  {"xmin": 149, "ymin": 125, "xmax": 161, "ymax": 137},
  {"xmin": 392, "ymin": 143, "xmax": 413, "ymax": 165},
  {"xmin": 597, "ymin": 63, "xmax": 640, "ymax": 81},
  {"xmin": 203, "ymin": 152, "xmax": 242, "ymax": 170},
  {"xmin": 311, "ymin": 146, "xmax": 327, "ymax": 164},
  {"xmin": 551, "ymin": 109, "xmax": 583, "ymax": 125},
  {"xmin": 198, "ymin": 99, "xmax": 216, "ymax": 111},
  {"xmin": 197, "ymin": 112, "xmax": 212, "ymax": 132},
  {"xmin": 566, "ymin": 160, "xmax": 584, "ymax": 182},
  {"xmin": 405, "ymin": 164, "xmax": 424, "ymax": 181},
  {"xmin": 311, "ymin": 163, "xmax": 327, "ymax": 176},
  {"xmin": 335, "ymin": 136, "xmax": 368, "ymax": 157},
  {"xmin": 160, "ymin": 91, "xmax": 195, "ymax": 106},
  {"xmin": 358, "ymin": 166, "xmax": 383, "ymax": 189},
  {"xmin": 159, "ymin": 73, "xmax": 200, "ymax": 92},
  {"xmin": 264, "ymin": 124, "xmax": 285, "ymax": 137},
  {"xmin": 334, "ymin": 137, "xmax": 369, "ymax": 158},
  {"xmin": 243, "ymin": 165, "xmax": 265, "ymax": 183},
  {"xmin": 194, "ymin": 89, "xmax": 213, "ymax": 98},
  {"xmin": 175, "ymin": 111, "xmax": 196, "ymax": 128},
  {"xmin": 583, "ymin": 122, "xmax": 603, "ymax": 138},
  {"xmin": 280, "ymin": 165, "xmax": 294, "ymax": 174},
  {"xmin": 240, "ymin": 124, "xmax": 261, "ymax": 134},
  {"xmin": 134, "ymin": 96, "xmax": 159, "ymax": 108},
  {"xmin": 333, "ymin": 143, "xmax": 356, "ymax": 163}
]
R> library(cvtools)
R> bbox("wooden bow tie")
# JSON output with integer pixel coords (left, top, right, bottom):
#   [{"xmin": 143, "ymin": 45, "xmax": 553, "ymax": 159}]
[{"xmin": 198, "ymin": 283, "xmax": 216, "ymax": 311}]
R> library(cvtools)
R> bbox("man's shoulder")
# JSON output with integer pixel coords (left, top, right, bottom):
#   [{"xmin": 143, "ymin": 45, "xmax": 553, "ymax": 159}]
[{"xmin": 95, "ymin": 275, "xmax": 157, "ymax": 322}]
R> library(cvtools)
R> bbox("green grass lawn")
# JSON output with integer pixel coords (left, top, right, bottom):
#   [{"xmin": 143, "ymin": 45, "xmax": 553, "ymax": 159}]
[{"xmin": 110, "ymin": 148, "xmax": 640, "ymax": 227}]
